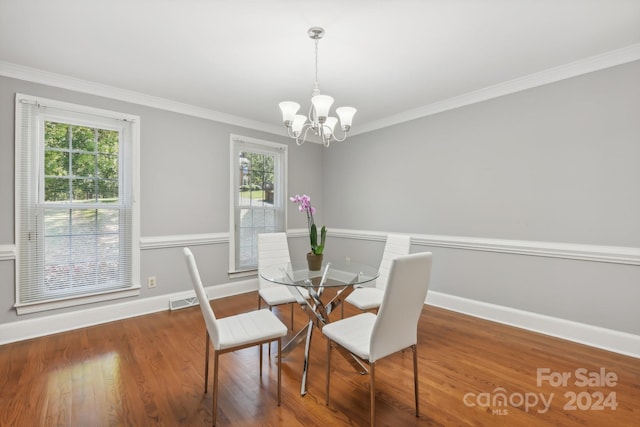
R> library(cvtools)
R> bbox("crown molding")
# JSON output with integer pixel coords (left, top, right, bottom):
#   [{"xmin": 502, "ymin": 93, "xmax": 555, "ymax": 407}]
[
  {"xmin": 3, "ymin": 44, "xmax": 639, "ymax": 138},
  {"xmin": 0, "ymin": 60, "xmax": 285, "ymax": 136},
  {"xmin": 352, "ymin": 43, "xmax": 640, "ymax": 136}
]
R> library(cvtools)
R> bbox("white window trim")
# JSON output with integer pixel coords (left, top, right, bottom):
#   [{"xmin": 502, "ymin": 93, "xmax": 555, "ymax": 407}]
[
  {"xmin": 14, "ymin": 93, "xmax": 141, "ymax": 315},
  {"xmin": 228, "ymin": 134, "xmax": 287, "ymax": 274}
]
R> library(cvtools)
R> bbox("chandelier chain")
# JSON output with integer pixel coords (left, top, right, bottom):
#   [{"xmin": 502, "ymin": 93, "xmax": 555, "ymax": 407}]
[{"xmin": 314, "ymin": 38, "xmax": 319, "ymax": 88}]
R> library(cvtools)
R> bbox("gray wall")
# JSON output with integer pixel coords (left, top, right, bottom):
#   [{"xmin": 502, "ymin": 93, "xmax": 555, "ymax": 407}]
[
  {"xmin": 0, "ymin": 76, "xmax": 324, "ymax": 325},
  {"xmin": 321, "ymin": 60, "xmax": 640, "ymax": 335},
  {"xmin": 1, "ymin": 60, "xmax": 639, "ymax": 339}
]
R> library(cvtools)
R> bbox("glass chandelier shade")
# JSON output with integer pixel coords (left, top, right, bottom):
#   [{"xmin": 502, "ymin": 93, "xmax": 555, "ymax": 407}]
[{"xmin": 278, "ymin": 101, "xmax": 300, "ymax": 127}]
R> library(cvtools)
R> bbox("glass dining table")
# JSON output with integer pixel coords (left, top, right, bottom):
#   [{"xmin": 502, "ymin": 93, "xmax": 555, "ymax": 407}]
[{"xmin": 259, "ymin": 261, "xmax": 379, "ymax": 396}]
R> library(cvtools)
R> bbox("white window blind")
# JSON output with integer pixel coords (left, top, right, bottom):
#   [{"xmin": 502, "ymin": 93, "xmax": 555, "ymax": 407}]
[
  {"xmin": 229, "ymin": 135, "xmax": 287, "ymax": 272},
  {"xmin": 15, "ymin": 94, "xmax": 140, "ymax": 314}
]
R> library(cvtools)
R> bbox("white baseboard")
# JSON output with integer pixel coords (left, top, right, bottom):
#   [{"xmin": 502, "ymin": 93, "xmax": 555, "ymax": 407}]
[
  {"xmin": 0, "ymin": 278, "xmax": 258, "ymax": 346},
  {"xmin": 3, "ymin": 277, "xmax": 638, "ymax": 360},
  {"xmin": 426, "ymin": 291, "xmax": 640, "ymax": 359}
]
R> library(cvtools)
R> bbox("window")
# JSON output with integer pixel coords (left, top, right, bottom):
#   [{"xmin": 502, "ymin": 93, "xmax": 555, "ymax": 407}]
[
  {"xmin": 229, "ymin": 135, "xmax": 287, "ymax": 272},
  {"xmin": 15, "ymin": 94, "xmax": 140, "ymax": 314}
]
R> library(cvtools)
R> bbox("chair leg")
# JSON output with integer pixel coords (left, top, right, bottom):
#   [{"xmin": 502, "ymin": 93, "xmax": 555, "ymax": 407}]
[
  {"xmin": 204, "ymin": 331, "xmax": 210, "ymax": 393},
  {"xmin": 259, "ymin": 340, "xmax": 263, "ymax": 377},
  {"xmin": 370, "ymin": 362, "xmax": 376, "ymax": 427},
  {"xmin": 259, "ymin": 296, "xmax": 270, "ymax": 361},
  {"xmin": 290, "ymin": 303, "xmax": 294, "ymax": 330},
  {"xmin": 325, "ymin": 339, "xmax": 332, "ymax": 405},
  {"xmin": 277, "ymin": 338, "xmax": 282, "ymax": 406},
  {"xmin": 213, "ymin": 352, "xmax": 220, "ymax": 426},
  {"xmin": 413, "ymin": 344, "xmax": 419, "ymax": 417},
  {"xmin": 268, "ymin": 306, "xmax": 273, "ymax": 358}
]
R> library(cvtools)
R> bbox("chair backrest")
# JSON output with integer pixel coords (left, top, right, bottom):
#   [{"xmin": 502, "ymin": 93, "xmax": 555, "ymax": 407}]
[
  {"xmin": 375, "ymin": 234, "xmax": 411, "ymax": 291},
  {"xmin": 370, "ymin": 252, "xmax": 433, "ymax": 362},
  {"xmin": 183, "ymin": 248, "xmax": 221, "ymax": 349},
  {"xmin": 258, "ymin": 232, "xmax": 292, "ymax": 289}
]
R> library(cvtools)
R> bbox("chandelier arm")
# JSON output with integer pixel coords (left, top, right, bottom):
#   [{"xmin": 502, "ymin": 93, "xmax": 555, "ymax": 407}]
[
  {"xmin": 296, "ymin": 124, "xmax": 314, "ymax": 146},
  {"xmin": 317, "ymin": 124, "xmax": 331, "ymax": 147},
  {"xmin": 285, "ymin": 126, "xmax": 297, "ymax": 139},
  {"xmin": 321, "ymin": 120, "xmax": 348, "ymax": 143},
  {"xmin": 323, "ymin": 135, "xmax": 331, "ymax": 147},
  {"xmin": 330, "ymin": 129, "xmax": 349, "ymax": 142},
  {"xmin": 307, "ymin": 103, "xmax": 316, "ymax": 127},
  {"xmin": 285, "ymin": 122, "xmax": 311, "ymax": 146}
]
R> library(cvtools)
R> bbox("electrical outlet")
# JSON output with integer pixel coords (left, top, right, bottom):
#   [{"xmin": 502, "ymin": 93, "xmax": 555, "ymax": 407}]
[
  {"xmin": 345, "ymin": 257, "xmax": 351, "ymax": 264},
  {"xmin": 147, "ymin": 276, "xmax": 157, "ymax": 288}
]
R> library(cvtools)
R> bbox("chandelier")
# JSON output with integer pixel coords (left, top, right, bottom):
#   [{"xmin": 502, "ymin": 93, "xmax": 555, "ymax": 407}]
[{"xmin": 278, "ymin": 27, "xmax": 357, "ymax": 147}]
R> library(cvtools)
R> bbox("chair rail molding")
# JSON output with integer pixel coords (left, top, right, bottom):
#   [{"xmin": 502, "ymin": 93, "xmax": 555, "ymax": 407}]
[
  {"xmin": 13, "ymin": 229, "xmax": 640, "ymax": 265},
  {"xmin": 0, "ymin": 244, "xmax": 16, "ymax": 261},
  {"xmin": 140, "ymin": 230, "xmax": 306, "ymax": 251},
  {"xmin": 140, "ymin": 232, "xmax": 228, "ymax": 250},
  {"xmin": 327, "ymin": 229, "xmax": 640, "ymax": 266}
]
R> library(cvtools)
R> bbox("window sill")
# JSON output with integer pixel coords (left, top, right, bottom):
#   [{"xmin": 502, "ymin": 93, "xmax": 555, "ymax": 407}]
[
  {"xmin": 228, "ymin": 269, "xmax": 258, "ymax": 280},
  {"xmin": 14, "ymin": 286, "xmax": 141, "ymax": 315}
]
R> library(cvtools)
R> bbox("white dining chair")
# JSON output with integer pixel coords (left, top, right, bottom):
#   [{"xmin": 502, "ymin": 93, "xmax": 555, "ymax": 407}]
[
  {"xmin": 323, "ymin": 251, "xmax": 433, "ymax": 427},
  {"xmin": 258, "ymin": 232, "xmax": 309, "ymax": 330},
  {"xmin": 342, "ymin": 233, "xmax": 411, "ymax": 317},
  {"xmin": 183, "ymin": 248, "xmax": 288, "ymax": 426}
]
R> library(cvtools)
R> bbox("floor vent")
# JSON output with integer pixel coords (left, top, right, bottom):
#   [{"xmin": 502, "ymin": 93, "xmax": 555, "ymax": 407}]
[{"xmin": 169, "ymin": 296, "xmax": 199, "ymax": 311}]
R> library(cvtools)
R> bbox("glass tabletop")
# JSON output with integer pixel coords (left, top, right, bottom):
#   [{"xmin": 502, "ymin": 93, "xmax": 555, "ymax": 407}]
[{"xmin": 259, "ymin": 261, "xmax": 379, "ymax": 288}]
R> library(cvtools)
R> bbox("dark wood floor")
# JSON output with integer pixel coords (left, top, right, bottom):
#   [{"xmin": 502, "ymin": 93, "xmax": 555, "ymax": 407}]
[{"xmin": 1, "ymin": 291, "xmax": 638, "ymax": 426}]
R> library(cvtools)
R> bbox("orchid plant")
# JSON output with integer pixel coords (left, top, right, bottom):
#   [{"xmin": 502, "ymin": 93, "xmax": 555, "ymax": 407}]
[{"xmin": 290, "ymin": 194, "xmax": 326, "ymax": 255}]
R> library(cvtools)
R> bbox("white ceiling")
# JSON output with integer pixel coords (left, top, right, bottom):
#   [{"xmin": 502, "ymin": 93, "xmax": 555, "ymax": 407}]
[{"xmin": 1, "ymin": 0, "xmax": 640, "ymax": 136}]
